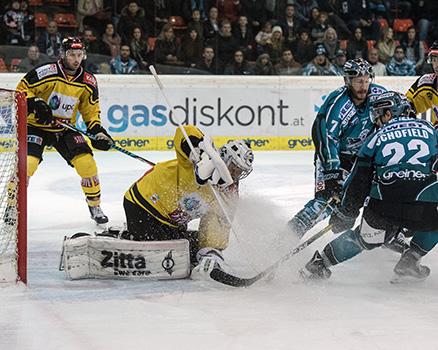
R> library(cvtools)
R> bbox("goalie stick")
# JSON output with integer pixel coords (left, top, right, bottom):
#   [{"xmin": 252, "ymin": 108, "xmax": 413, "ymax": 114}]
[
  {"xmin": 57, "ymin": 121, "xmax": 156, "ymax": 166},
  {"xmin": 209, "ymin": 224, "xmax": 333, "ymax": 287}
]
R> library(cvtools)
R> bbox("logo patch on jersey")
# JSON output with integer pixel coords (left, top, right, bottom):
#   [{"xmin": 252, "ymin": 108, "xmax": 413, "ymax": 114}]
[
  {"xmin": 83, "ymin": 72, "xmax": 97, "ymax": 88},
  {"xmin": 150, "ymin": 193, "xmax": 159, "ymax": 204},
  {"xmin": 47, "ymin": 92, "xmax": 78, "ymax": 118},
  {"xmin": 27, "ymin": 135, "xmax": 43, "ymax": 145},
  {"xmin": 381, "ymin": 169, "xmax": 428, "ymax": 183},
  {"xmin": 418, "ymin": 73, "xmax": 435, "ymax": 86},
  {"xmin": 36, "ymin": 64, "xmax": 57, "ymax": 80}
]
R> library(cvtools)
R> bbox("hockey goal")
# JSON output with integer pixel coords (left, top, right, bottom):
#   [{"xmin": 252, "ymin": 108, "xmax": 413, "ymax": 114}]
[{"xmin": 0, "ymin": 89, "xmax": 27, "ymax": 284}]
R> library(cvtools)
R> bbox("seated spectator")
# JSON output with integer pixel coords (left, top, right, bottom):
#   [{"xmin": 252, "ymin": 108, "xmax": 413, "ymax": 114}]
[
  {"xmin": 224, "ymin": 49, "xmax": 253, "ymax": 74},
  {"xmin": 2, "ymin": 0, "xmax": 26, "ymax": 46},
  {"xmin": 338, "ymin": 0, "xmax": 380, "ymax": 41},
  {"xmin": 376, "ymin": 27, "xmax": 396, "ymax": 64},
  {"xmin": 275, "ymin": 48, "xmax": 302, "ymax": 75},
  {"xmin": 216, "ymin": 0, "xmax": 242, "ymax": 24},
  {"xmin": 233, "ymin": 15, "xmax": 254, "ymax": 60},
  {"xmin": 346, "ymin": 26, "xmax": 368, "ymax": 60},
  {"xmin": 255, "ymin": 21, "xmax": 273, "ymax": 55},
  {"xmin": 254, "ymin": 53, "xmax": 276, "ymax": 75},
  {"xmin": 266, "ymin": 25, "xmax": 286, "ymax": 65},
  {"xmin": 213, "ymin": 19, "xmax": 239, "ymax": 65},
  {"xmin": 179, "ymin": 28, "xmax": 203, "ymax": 67},
  {"xmin": 310, "ymin": 10, "xmax": 330, "ymax": 43},
  {"xmin": 292, "ymin": 27, "xmax": 314, "ymax": 65},
  {"xmin": 386, "ymin": 45, "xmax": 416, "ymax": 76},
  {"xmin": 83, "ymin": 28, "xmax": 111, "ymax": 56},
  {"xmin": 36, "ymin": 21, "xmax": 62, "ymax": 59},
  {"xmin": 17, "ymin": 45, "xmax": 48, "ymax": 72},
  {"xmin": 321, "ymin": 27, "xmax": 340, "ymax": 61},
  {"xmin": 278, "ymin": 4, "xmax": 301, "ymax": 47},
  {"xmin": 102, "ymin": 23, "xmax": 122, "ymax": 58},
  {"xmin": 240, "ymin": 0, "xmax": 266, "ymax": 34},
  {"xmin": 117, "ymin": 1, "xmax": 151, "ymax": 42},
  {"xmin": 302, "ymin": 44, "xmax": 337, "ymax": 75},
  {"xmin": 111, "ymin": 44, "xmax": 138, "ymax": 74},
  {"xmin": 130, "ymin": 25, "xmax": 150, "ymax": 70},
  {"xmin": 19, "ymin": 1, "xmax": 35, "ymax": 44},
  {"xmin": 77, "ymin": 0, "xmax": 111, "ymax": 34},
  {"xmin": 187, "ymin": 9, "xmax": 205, "ymax": 42},
  {"xmin": 154, "ymin": 23, "xmax": 181, "ymax": 65},
  {"xmin": 183, "ymin": 0, "xmax": 210, "ymax": 21},
  {"xmin": 413, "ymin": 0, "xmax": 438, "ymax": 42},
  {"xmin": 332, "ymin": 49, "xmax": 346, "ymax": 75},
  {"xmin": 144, "ymin": 0, "xmax": 171, "ymax": 36},
  {"xmin": 196, "ymin": 46, "xmax": 224, "ymax": 74},
  {"xmin": 367, "ymin": 47, "xmax": 386, "ymax": 76},
  {"xmin": 204, "ymin": 6, "xmax": 220, "ymax": 42},
  {"xmin": 294, "ymin": 0, "xmax": 319, "ymax": 27},
  {"xmin": 317, "ymin": 0, "xmax": 351, "ymax": 39},
  {"xmin": 400, "ymin": 26, "xmax": 425, "ymax": 74}
]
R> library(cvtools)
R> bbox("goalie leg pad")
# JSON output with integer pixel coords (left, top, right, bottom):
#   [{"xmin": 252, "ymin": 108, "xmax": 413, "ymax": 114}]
[{"xmin": 62, "ymin": 235, "xmax": 190, "ymax": 280}]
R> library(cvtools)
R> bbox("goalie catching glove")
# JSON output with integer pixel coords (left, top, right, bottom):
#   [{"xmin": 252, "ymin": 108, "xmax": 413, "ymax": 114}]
[
  {"xmin": 27, "ymin": 97, "xmax": 54, "ymax": 125},
  {"xmin": 194, "ymin": 135, "xmax": 234, "ymax": 188},
  {"xmin": 88, "ymin": 125, "xmax": 114, "ymax": 151}
]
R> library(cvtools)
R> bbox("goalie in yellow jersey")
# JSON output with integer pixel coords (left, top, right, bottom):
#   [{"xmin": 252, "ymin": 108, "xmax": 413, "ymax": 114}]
[
  {"xmin": 406, "ymin": 41, "xmax": 438, "ymax": 126},
  {"xmin": 16, "ymin": 37, "xmax": 113, "ymax": 224},
  {"xmin": 123, "ymin": 125, "xmax": 254, "ymax": 270}
]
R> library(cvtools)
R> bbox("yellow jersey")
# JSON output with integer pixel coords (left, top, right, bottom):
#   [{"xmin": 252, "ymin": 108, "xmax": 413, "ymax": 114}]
[
  {"xmin": 16, "ymin": 60, "xmax": 102, "ymax": 132},
  {"xmin": 406, "ymin": 73, "xmax": 438, "ymax": 126},
  {"xmin": 124, "ymin": 125, "xmax": 236, "ymax": 250}
]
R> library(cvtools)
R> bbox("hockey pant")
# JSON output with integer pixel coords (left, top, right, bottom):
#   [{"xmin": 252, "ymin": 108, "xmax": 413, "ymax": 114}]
[
  {"xmin": 321, "ymin": 199, "xmax": 438, "ymax": 267},
  {"xmin": 123, "ymin": 198, "xmax": 199, "ymax": 264},
  {"xmin": 27, "ymin": 126, "xmax": 102, "ymax": 206}
]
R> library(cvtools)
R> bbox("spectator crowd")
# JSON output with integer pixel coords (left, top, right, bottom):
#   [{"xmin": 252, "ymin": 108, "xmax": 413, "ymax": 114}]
[{"xmin": 0, "ymin": 0, "xmax": 437, "ymax": 75}]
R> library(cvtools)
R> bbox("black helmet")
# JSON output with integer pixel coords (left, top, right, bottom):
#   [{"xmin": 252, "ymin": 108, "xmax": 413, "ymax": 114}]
[
  {"xmin": 370, "ymin": 91, "xmax": 412, "ymax": 124},
  {"xmin": 60, "ymin": 36, "xmax": 86, "ymax": 57},
  {"xmin": 343, "ymin": 58, "xmax": 374, "ymax": 86}
]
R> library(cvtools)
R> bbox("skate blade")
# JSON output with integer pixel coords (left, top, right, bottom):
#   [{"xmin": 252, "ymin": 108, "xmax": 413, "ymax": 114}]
[{"xmin": 390, "ymin": 273, "xmax": 428, "ymax": 284}]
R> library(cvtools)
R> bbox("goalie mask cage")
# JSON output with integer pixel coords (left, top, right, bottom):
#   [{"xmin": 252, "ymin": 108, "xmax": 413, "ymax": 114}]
[{"xmin": 0, "ymin": 89, "xmax": 27, "ymax": 284}]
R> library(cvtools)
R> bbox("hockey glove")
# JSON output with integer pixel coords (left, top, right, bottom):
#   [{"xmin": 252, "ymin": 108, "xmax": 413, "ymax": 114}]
[
  {"xmin": 28, "ymin": 98, "xmax": 54, "ymax": 125},
  {"xmin": 317, "ymin": 169, "xmax": 344, "ymax": 200},
  {"xmin": 329, "ymin": 207, "xmax": 356, "ymax": 234},
  {"xmin": 88, "ymin": 125, "xmax": 114, "ymax": 151}
]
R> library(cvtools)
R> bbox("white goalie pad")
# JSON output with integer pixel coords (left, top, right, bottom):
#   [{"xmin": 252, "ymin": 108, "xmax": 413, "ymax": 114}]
[{"xmin": 61, "ymin": 235, "xmax": 190, "ymax": 280}]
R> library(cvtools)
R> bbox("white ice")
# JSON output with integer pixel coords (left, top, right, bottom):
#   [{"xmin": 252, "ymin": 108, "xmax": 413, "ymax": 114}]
[{"xmin": 1, "ymin": 151, "xmax": 437, "ymax": 350}]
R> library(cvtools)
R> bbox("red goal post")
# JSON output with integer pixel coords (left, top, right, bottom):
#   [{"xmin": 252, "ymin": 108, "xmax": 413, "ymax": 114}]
[{"xmin": 0, "ymin": 89, "xmax": 27, "ymax": 284}]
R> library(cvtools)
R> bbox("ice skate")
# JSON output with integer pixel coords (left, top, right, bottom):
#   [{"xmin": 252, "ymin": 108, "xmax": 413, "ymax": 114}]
[
  {"xmin": 88, "ymin": 205, "xmax": 109, "ymax": 224},
  {"xmin": 299, "ymin": 251, "xmax": 332, "ymax": 281},
  {"xmin": 391, "ymin": 249, "xmax": 430, "ymax": 283}
]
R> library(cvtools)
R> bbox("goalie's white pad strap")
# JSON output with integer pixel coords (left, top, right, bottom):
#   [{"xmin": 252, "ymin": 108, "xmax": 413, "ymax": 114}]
[{"xmin": 62, "ymin": 236, "xmax": 190, "ymax": 280}]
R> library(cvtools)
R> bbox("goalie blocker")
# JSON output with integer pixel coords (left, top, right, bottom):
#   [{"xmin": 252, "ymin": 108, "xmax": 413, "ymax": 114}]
[{"xmin": 60, "ymin": 234, "xmax": 190, "ymax": 280}]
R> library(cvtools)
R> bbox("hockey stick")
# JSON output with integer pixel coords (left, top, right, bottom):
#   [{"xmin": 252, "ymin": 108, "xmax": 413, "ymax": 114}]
[
  {"xmin": 56, "ymin": 121, "xmax": 156, "ymax": 166},
  {"xmin": 148, "ymin": 65, "xmax": 241, "ymax": 240},
  {"xmin": 209, "ymin": 224, "xmax": 333, "ymax": 287}
]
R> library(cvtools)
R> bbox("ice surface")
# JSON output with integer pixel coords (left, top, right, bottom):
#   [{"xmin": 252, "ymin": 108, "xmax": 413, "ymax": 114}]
[{"xmin": 1, "ymin": 151, "xmax": 437, "ymax": 350}]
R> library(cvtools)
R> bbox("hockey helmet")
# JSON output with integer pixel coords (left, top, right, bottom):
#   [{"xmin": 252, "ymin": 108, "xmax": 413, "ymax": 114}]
[
  {"xmin": 370, "ymin": 91, "xmax": 412, "ymax": 124},
  {"xmin": 343, "ymin": 58, "xmax": 374, "ymax": 86},
  {"xmin": 219, "ymin": 140, "xmax": 254, "ymax": 181},
  {"xmin": 427, "ymin": 41, "xmax": 438, "ymax": 64},
  {"xmin": 60, "ymin": 36, "xmax": 86, "ymax": 59}
]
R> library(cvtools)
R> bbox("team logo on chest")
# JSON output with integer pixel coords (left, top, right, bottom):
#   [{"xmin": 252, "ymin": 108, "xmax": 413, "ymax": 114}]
[{"xmin": 47, "ymin": 92, "xmax": 79, "ymax": 118}]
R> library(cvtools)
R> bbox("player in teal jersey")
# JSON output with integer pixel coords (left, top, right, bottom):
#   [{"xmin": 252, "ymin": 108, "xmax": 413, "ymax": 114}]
[
  {"xmin": 289, "ymin": 58, "xmax": 387, "ymax": 238},
  {"xmin": 300, "ymin": 91, "xmax": 438, "ymax": 282}
]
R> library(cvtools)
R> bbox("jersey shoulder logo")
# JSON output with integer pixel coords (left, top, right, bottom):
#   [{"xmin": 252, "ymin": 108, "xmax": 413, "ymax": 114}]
[
  {"xmin": 83, "ymin": 72, "xmax": 97, "ymax": 88},
  {"xmin": 36, "ymin": 64, "xmax": 57, "ymax": 80},
  {"xmin": 418, "ymin": 73, "xmax": 435, "ymax": 86}
]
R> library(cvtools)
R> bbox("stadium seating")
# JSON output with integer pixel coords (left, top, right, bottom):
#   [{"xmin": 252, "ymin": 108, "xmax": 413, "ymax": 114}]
[{"xmin": 54, "ymin": 13, "xmax": 78, "ymax": 28}]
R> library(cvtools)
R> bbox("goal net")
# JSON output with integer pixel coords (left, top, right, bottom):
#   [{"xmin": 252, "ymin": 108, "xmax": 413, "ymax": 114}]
[{"xmin": 0, "ymin": 89, "xmax": 27, "ymax": 283}]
